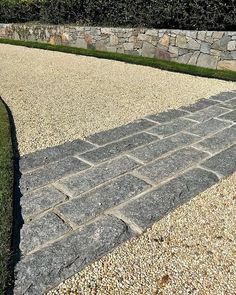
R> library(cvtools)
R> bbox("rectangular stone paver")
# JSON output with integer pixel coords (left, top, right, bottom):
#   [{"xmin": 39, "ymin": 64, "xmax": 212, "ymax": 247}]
[
  {"xmin": 14, "ymin": 216, "xmax": 134, "ymax": 295},
  {"xmin": 146, "ymin": 109, "xmax": 188, "ymax": 123},
  {"xmin": 180, "ymin": 98, "xmax": 218, "ymax": 113},
  {"xmin": 148, "ymin": 118, "xmax": 196, "ymax": 137},
  {"xmin": 219, "ymin": 110, "xmax": 236, "ymax": 122},
  {"xmin": 20, "ymin": 139, "xmax": 95, "ymax": 173},
  {"xmin": 187, "ymin": 118, "xmax": 231, "ymax": 137},
  {"xmin": 86, "ymin": 119, "xmax": 156, "ymax": 145},
  {"xmin": 129, "ymin": 132, "xmax": 200, "ymax": 162},
  {"xmin": 20, "ymin": 212, "xmax": 71, "ymax": 255},
  {"xmin": 55, "ymin": 156, "xmax": 140, "ymax": 198},
  {"xmin": 80, "ymin": 132, "xmax": 158, "ymax": 164},
  {"xmin": 57, "ymin": 174, "xmax": 150, "ymax": 226},
  {"xmin": 21, "ymin": 186, "xmax": 67, "ymax": 218},
  {"xmin": 20, "ymin": 157, "xmax": 90, "ymax": 193},
  {"xmin": 119, "ymin": 168, "xmax": 219, "ymax": 229},
  {"xmin": 137, "ymin": 147, "xmax": 208, "ymax": 183},
  {"xmin": 221, "ymin": 98, "xmax": 236, "ymax": 109},
  {"xmin": 210, "ymin": 91, "xmax": 236, "ymax": 102},
  {"xmin": 187, "ymin": 105, "xmax": 230, "ymax": 122},
  {"xmin": 195, "ymin": 125, "xmax": 236, "ymax": 154},
  {"xmin": 201, "ymin": 145, "xmax": 236, "ymax": 176}
]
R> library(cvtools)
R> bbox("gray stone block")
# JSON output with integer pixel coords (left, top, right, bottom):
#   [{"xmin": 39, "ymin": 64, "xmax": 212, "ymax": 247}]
[
  {"xmin": 20, "ymin": 139, "xmax": 95, "ymax": 173},
  {"xmin": 221, "ymin": 98, "xmax": 236, "ymax": 109},
  {"xmin": 187, "ymin": 118, "xmax": 231, "ymax": 137},
  {"xmin": 201, "ymin": 145, "xmax": 236, "ymax": 176},
  {"xmin": 21, "ymin": 186, "xmax": 66, "ymax": 218},
  {"xmin": 129, "ymin": 132, "xmax": 199, "ymax": 162},
  {"xmin": 57, "ymin": 174, "xmax": 150, "ymax": 226},
  {"xmin": 120, "ymin": 168, "xmax": 219, "ymax": 229},
  {"xmin": 195, "ymin": 125, "xmax": 236, "ymax": 153},
  {"xmin": 197, "ymin": 53, "xmax": 218, "ymax": 69},
  {"xmin": 86, "ymin": 119, "xmax": 155, "ymax": 145},
  {"xmin": 146, "ymin": 109, "xmax": 188, "ymax": 123},
  {"xmin": 187, "ymin": 105, "xmax": 230, "ymax": 122},
  {"xmin": 80, "ymin": 132, "xmax": 158, "ymax": 164},
  {"xmin": 210, "ymin": 92, "xmax": 236, "ymax": 102},
  {"xmin": 180, "ymin": 98, "xmax": 218, "ymax": 113},
  {"xmin": 148, "ymin": 118, "xmax": 196, "ymax": 137},
  {"xmin": 20, "ymin": 212, "xmax": 70, "ymax": 255},
  {"xmin": 14, "ymin": 216, "xmax": 134, "ymax": 295},
  {"xmin": 219, "ymin": 110, "xmax": 236, "ymax": 122},
  {"xmin": 20, "ymin": 157, "xmax": 90, "ymax": 193},
  {"xmin": 55, "ymin": 156, "xmax": 140, "ymax": 197},
  {"xmin": 137, "ymin": 147, "xmax": 208, "ymax": 183}
]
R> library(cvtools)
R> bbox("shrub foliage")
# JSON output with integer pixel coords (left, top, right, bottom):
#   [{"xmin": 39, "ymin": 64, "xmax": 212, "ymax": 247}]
[{"xmin": 0, "ymin": 0, "xmax": 235, "ymax": 30}]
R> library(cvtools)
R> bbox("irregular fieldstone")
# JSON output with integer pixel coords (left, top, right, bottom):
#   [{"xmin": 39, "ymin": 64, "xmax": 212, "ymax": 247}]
[
  {"xmin": 148, "ymin": 118, "xmax": 196, "ymax": 137},
  {"xmin": 129, "ymin": 132, "xmax": 199, "ymax": 162},
  {"xmin": 200, "ymin": 42, "xmax": 211, "ymax": 54},
  {"xmin": 20, "ymin": 157, "xmax": 90, "ymax": 193},
  {"xmin": 14, "ymin": 216, "xmax": 134, "ymax": 295},
  {"xmin": 80, "ymin": 132, "xmax": 158, "ymax": 164},
  {"xmin": 137, "ymin": 147, "xmax": 208, "ymax": 183},
  {"xmin": 86, "ymin": 119, "xmax": 155, "ymax": 145},
  {"xmin": 55, "ymin": 156, "xmax": 140, "ymax": 197},
  {"xmin": 146, "ymin": 109, "xmax": 188, "ymax": 123},
  {"xmin": 197, "ymin": 53, "xmax": 218, "ymax": 69},
  {"xmin": 57, "ymin": 174, "xmax": 150, "ymax": 226},
  {"xmin": 187, "ymin": 118, "xmax": 231, "ymax": 137},
  {"xmin": 201, "ymin": 145, "xmax": 236, "ymax": 176},
  {"xmin": 187, "ymin": 105, "xmax": 230, "ymax": 122},
  {"xmin": 20, "ymin": 139, "xmax": 94, "ymax": 173},
  {"xmin": 20, "ymin": 212, "xmax": 70, "ymax": 255},
  {"xmin": 119, "ymin": 168, "xmax": 218, "ymax": 229},
  {"xmin": 217, "ymin": 60, "xmax": 236, "ymax": 71},
  {"xmin": 195, "ymin": 125, "xmax": 236, "ymax": 153},
  {"xmin": 142, "ymin": 42, "xmax": 156, "ymax": 57},
  {"xmin": 21, "ymin": 186, "xmax": 66, "ymax": 218}
]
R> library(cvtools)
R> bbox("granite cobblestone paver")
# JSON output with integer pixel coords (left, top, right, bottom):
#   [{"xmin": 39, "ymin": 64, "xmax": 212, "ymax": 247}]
[{"xmin": 15, "ymin": 91, "xmax": 236, "ymax": 294}]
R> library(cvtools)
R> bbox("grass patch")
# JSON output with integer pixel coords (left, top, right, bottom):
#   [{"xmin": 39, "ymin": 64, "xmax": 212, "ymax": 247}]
[
  {"xmin": 0, "ymin": 98, "xmax": 14, "ymax": 294},
  {"xmin": 1, "ymin": 38, "xmax": 236, "ymax": 81}
]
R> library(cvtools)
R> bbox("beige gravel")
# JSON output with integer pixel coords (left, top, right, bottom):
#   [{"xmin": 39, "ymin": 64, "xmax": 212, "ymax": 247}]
[
  {"xmin": 47, "ymin": 172, "xmax": 236, "ymax": 295},
  {"xmin": 0, "ymin": 43, "xmax": 235, "ymax": 156}
]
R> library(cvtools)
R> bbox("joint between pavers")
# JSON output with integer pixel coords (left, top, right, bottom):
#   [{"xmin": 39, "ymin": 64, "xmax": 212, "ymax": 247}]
[
  {"xmin": 196, "ymin": 165, "xmax": 224, "ymax": 180},
  {"xmin": 106, "ymin": 211, "xmax": 143, "ymax": 235},
  {"xmin": 53, "ymin": 208, "xmax": 79, "ymax": 231},
  {"xmin": 74, "ymin": 154, "xmax": 96, "ymax": 166}
]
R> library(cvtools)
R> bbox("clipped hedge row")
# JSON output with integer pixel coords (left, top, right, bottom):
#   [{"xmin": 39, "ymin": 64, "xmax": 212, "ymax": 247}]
[{"xmin": 0, "ymin": 0, "xmax": 235, "ymax": 31}]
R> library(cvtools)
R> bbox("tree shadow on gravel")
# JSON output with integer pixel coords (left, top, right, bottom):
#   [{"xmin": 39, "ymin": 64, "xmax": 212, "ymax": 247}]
[{"xmin": 2, "ymin": 99, "xmax": 23, "ymax": 295}]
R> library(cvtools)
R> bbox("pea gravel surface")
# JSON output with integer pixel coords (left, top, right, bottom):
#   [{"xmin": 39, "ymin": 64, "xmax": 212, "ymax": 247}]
[
  {"xmin": 0, "ymin": 43, "xmax": 235, "ymax": 156},
  {"xmin": 47, "ymin": 172, "xmax": 236, "ymax": 295}
]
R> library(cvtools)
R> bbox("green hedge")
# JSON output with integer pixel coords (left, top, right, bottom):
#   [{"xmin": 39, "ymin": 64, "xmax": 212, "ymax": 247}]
[{"xmin": 0, "ymin": 0, "xmax": 235, "ymax": 31}]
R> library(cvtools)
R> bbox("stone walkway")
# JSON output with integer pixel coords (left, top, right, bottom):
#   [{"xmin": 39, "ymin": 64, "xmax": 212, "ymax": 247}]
[{"xmin": 14, "ymin": 91, "xmax": 236, "ymax": 294}]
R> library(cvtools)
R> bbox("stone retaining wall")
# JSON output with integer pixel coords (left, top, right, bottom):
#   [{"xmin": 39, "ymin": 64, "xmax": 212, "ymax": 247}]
[{"xmin": 1, "ymin": 23, "xmax": 236, "ymax": 71}]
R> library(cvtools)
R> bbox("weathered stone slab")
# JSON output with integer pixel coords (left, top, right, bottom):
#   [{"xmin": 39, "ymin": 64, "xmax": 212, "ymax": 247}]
[
  {"xmin": 137, "ymin": 147, "xmax": 208, "ymax": 183},
  {"xmin": 55, "ymin": 156, "xmax": 140, "ymax": 197},
  {"xmin": 219, "ymin": 110, "xmax": 236, "ymax": 122},
  {"xmin": 129, "ymin": 132, "xmax": 200, "ymax": 162},
  {"xmin": 187, "ymin": 118, "xmax": 231, "ymax": 137},
  {"xmin": 57, "ymin": 174, "xmax": 150, "ymax": 226},
  {"xmin": 80, "ymin": 132, "xmax": 158, "ymax": 164},
  {"xmin": 119, "ymin": 168, "xmax": 218, "ymax": 229},
  {"xmin": 180, "ymin": 98, "xmax": 218, "ymax": 113},
  {"xmin": 195, "ymin": 125, "xmax": 236, "ymax": 153},
  {"xmin": 210, "ymin": 92, "xmax": 236, "ymax": 102},
  {"xmin": 20, "ymin": 157, "xmax": 90, "ymax": 193},
  {"xmin": 20, "ymin": 139, "xmax": 95, "ymax": 173},
  {"xmin": 201, "ymin": 145, "xmax": 236, "ymax": 176},
  {"xmin": 14, "ymin": 216, "xmax": 134, "ymax": 295},
  {"xmin": 21, "ymin": 186, "xmax": 67, "ymax": 218},
  {"xmin": 187, "ymin": 105, "xmax": 230, "ymax": 122},
  {"xmin": 86, "ymin": 119, "xmax": 155, "ymax": 145},
  {"xmin": 148, "ymin": 118, "xmax": 196, "ymax": 137},
  {"xmin": 146, "ymin": 109, "xmax": 188, "ymax": 123},
  {"xmin": 20, "ymin": 212, "xmax": 70, "ymax": 255},
  {"xmin": 197, "ymin": 53, "xmax": 218, "ymax": 69}
]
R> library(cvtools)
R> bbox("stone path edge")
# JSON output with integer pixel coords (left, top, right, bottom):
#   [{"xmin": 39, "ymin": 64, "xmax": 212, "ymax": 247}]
[{"xmin": 14, "ymin": 90, "xmax": 236, "ymax": 295}]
